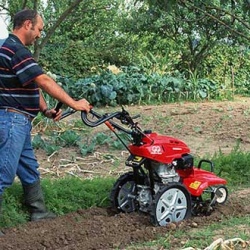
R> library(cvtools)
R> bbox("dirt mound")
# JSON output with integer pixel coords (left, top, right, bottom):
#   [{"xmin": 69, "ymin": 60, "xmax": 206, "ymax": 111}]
[{"xmin": 0, "ymin": 188, "xmax": 249, "ymax": 250}]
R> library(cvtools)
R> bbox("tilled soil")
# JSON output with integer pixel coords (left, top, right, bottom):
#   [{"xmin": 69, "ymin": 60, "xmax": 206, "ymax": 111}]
[
  {"xmin": 1, "ymin": 97, "xmax": 250, "ymax": 250},
  {"xmin": 0, "ymin": 189, "xmax": 249, "ymax": 250}
]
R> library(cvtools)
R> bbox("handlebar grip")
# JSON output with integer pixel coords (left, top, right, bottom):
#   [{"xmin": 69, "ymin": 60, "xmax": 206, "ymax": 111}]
[{"xmin": 53, "ymin": 102, "xmax": 63, "ymax": 118}]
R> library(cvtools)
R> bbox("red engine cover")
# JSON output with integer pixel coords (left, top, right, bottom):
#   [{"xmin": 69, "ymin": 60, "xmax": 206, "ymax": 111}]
[
  {"xmin": 180, "ymin": 168, "xmax": 227, "ymax": 196},
  {"xmin": 128, "ymin": 132, "xmax": 190, "ymax": 164}
]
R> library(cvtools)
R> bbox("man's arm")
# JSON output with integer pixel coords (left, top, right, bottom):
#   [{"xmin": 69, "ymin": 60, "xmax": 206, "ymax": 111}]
[
  {"xmin": 35, "ymin": 74, "xmax": 90, "ymax": 112},
  {"xmin": 39, "ymin": 90, "xmax": 48, "ymax": 113},
  {"xmin": 39, "ymin": 90, "xmax": 62, "ymax": 120}
]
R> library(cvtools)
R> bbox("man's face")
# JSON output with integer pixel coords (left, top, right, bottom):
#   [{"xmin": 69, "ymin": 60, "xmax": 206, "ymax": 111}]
[{"xmin": 24, "ymin": 15, "xmax": 44, "ymax": 46}]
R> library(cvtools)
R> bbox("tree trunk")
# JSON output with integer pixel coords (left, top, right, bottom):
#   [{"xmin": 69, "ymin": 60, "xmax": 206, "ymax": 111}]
[{"xmin": 33, "ymin": 0, "xmax": 84, "ymax": 60}]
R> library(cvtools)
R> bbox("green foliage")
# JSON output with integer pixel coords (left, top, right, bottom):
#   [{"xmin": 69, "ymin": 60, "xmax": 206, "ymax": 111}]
[
  {"xmin": 56, "ymin": 130, "xmax": 80, "ymax": 147},
  {"xmin": 0, "ymin": 184, "xmax": 28, "ymax": 228},
  {"xmin": 64, "ymin": 67, "xmax": 223, "ymax": 106},
  {"xmin": 3, "ymin": 0, "xmax": 250, "ymax": 93},
  {"xmin": 77, "ymin": 138, "xmax": 96, "ymax": 156},
  {"xmin": 41, "ymin": 177, "xmax": 114, "ymax": 214},
  {"xmin": 44, "ymin": 144, "xmax": 61, "ymax": 156},
  {"xmin": 0, "ymin": 177, "xmax": 115, "ymax": 228},
  {"xmin": 77, "ymin": 131, "xmax": 127, "ymax": 156},
  {"xmin": 32, "ymin": 132, "xmax": 61, "ymax": 156},
  {"xmin": 40, "ymin": 42, "xmax": 105, "ymax": 78},
  {"xmin": 32, "ymin": 123, "xmax": 125, "ymax": 156},
  {"xmin": 32, "ymin": 134, "xmax": 45, "ymax": 149},
  {"xmin": 211, "ymin": 143, "xmax": 250, "ymax": 185}
]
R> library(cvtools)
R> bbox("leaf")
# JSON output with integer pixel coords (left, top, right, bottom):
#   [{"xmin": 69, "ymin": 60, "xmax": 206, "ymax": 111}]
[
  {"xmin": 32, "ymin": 134, "xmax": 45, "ymax": 149},
  {"xmin": 199, "ymin": 90, "xmax": 207, "ymax": 98},
  {"xmin": 57, "ymin": 130, "xmax": 80, "ymax": 147},
  {"xmin": 44, "ymin": 144, "xmax": 61, "ymax": 156},
  {"xmin": 109, "ymin": 91, "xmax": 117, "ymax": 100},
  {"xmin": 101, "ymin": 85, "xmax": 113, "ymax": 97}
]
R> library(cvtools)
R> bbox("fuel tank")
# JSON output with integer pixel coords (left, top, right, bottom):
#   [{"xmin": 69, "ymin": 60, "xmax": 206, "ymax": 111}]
[{"xmin": 128, "ymin": 132, "xmax": 190, "ymax": 164}]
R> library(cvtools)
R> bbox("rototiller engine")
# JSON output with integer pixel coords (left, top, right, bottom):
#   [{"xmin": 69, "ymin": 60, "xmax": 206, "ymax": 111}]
[{"xmin": 60, "ymin": 105, "xmax": 228, "ymax": 226}]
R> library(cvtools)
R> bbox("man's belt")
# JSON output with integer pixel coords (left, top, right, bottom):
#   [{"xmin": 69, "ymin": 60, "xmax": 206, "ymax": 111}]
[{"xmin": 0, "ymin": 108, "xmax": 33, "ymax": 121}]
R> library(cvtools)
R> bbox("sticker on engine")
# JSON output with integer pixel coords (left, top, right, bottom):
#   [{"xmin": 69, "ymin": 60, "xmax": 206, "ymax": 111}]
[
  {"xmin": 150, "ymin": 146, "xmax": 163, "ymax": 154},
  {"xmin": 189, "ymin": 181, "xmax": 201, "ymax": 190},
  {"xmin": 134, "ymin": 156, "xmax": 142, "ymax": 162}
]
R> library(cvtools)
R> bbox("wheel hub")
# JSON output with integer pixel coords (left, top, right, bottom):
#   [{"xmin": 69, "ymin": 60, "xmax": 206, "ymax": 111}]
[{"xmin": 153, "ymin": 185, "xmax": 191, "ymax": 226}]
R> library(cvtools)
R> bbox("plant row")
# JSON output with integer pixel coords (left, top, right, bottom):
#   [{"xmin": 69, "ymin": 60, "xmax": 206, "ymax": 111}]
[{"xmin": 54, "ymin": 66, "xmax": 237, "ymax": 107}]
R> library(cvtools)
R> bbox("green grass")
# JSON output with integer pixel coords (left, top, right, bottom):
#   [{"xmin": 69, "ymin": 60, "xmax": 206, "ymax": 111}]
[{"xmin": 0, "ymin": 177, "xmax": 115, "ymax": 228}]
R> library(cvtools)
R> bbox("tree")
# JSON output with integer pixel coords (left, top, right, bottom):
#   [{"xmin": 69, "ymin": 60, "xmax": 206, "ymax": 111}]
[
  {"xmin": 0, "ymin": 0, "xmax": 111, "ymax": 60},
  {"xmin": 137, "ymin": 0, "xmax": 250, "ymax": 76}
]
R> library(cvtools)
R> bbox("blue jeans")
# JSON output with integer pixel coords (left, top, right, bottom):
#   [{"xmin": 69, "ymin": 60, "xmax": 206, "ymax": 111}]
[{"xmin": 0, "ymin": 109, "xmax": 40, "ymax": 195}]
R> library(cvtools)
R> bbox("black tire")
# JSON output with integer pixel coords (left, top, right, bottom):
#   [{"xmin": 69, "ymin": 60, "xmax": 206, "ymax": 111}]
[
  {"xmin": 151, "ymin": 183, "xmax": 191, "ymax": 226},
  {"xmin": 110, "ymin": 172, "xmax": 138, "ymax": 213}
]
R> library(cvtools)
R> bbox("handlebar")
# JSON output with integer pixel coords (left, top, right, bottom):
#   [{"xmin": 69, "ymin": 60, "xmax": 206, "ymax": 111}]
[
  {"xmin": 81, "ymin": 107, "xmax": 140, "ymax": 134},
  {"xmin": 57, "ymin": 103, "xmax": 140, "ymax": 134},
  {"xmin": 81, "ymin": 109, "xmax": 123, "ymax": 127}
]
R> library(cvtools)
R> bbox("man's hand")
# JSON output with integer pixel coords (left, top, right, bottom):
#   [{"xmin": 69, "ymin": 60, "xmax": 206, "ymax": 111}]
[
  {"xmin": 73, "ymin": 99, "xmax": 91, "ymax": 112},
  {"xmin": 43, "ymin": 108, "xmax": 62, "ymax": 121}
]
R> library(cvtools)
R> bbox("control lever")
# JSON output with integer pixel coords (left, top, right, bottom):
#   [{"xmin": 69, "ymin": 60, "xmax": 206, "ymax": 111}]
[{"xmin": 53, "ymin": 102, "xmax": 63, "ymax": 118}]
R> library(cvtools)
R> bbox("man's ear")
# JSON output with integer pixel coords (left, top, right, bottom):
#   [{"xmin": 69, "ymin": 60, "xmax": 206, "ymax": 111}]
[{"xmin": 23, "ymin": 20, "xmax": 32, "ymax": 30}]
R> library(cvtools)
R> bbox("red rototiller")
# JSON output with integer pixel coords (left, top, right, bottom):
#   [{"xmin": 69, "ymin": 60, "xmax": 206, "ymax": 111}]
[{"xmin": 59, "ymin": 105, "xmax": 228, "ymax": 226}]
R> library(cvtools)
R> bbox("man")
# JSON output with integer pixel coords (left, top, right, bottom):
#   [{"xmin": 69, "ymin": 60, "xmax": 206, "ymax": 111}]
[{"xmin": 0, "ymin": 9, "xmax": 91, "ymax": 235}]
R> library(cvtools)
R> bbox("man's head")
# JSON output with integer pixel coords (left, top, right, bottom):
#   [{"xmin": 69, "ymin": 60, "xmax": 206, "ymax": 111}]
[{"xmin": 13, "ymin": 9, "xmax": 44, "ymax": 46}]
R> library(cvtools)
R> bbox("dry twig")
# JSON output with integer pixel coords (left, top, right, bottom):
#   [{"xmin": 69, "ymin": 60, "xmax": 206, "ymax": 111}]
[{"xmin": 182, "ymin": 238, "xmax": 250, "ymax": 250}]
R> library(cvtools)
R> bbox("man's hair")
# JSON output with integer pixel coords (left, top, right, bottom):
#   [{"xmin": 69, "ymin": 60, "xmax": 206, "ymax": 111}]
[{"xmin": 13, "ymin": 9, "xmax": 38, "ymax": 29}]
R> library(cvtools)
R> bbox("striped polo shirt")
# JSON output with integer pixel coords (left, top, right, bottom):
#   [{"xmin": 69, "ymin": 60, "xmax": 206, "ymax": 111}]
[{"xmin": 0, "ymin": 34, "xmax": 44, "ymax": 117}]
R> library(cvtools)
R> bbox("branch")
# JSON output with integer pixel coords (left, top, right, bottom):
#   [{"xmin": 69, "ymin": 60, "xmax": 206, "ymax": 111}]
[
  {"xmin": 178, "ymin": 0, "xmax": 250, "ymax": 41},
  {"xmin": 34, "ymin": 0, "xmax": 85, "ymax": 59},
  {"xmin": 0, "ymin": 4, "xmax": 10, "ymax": 13},
  {"xmin": 22, "ymin": 0, "xmax": 28, "ymax": 10},
  {"xmin": 34, "ymin": 0, "xmax": 109, "ymax": 59},
  {"xmin": 205, "ymin": 5, "xmax": 250, "ymax": 30}
]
